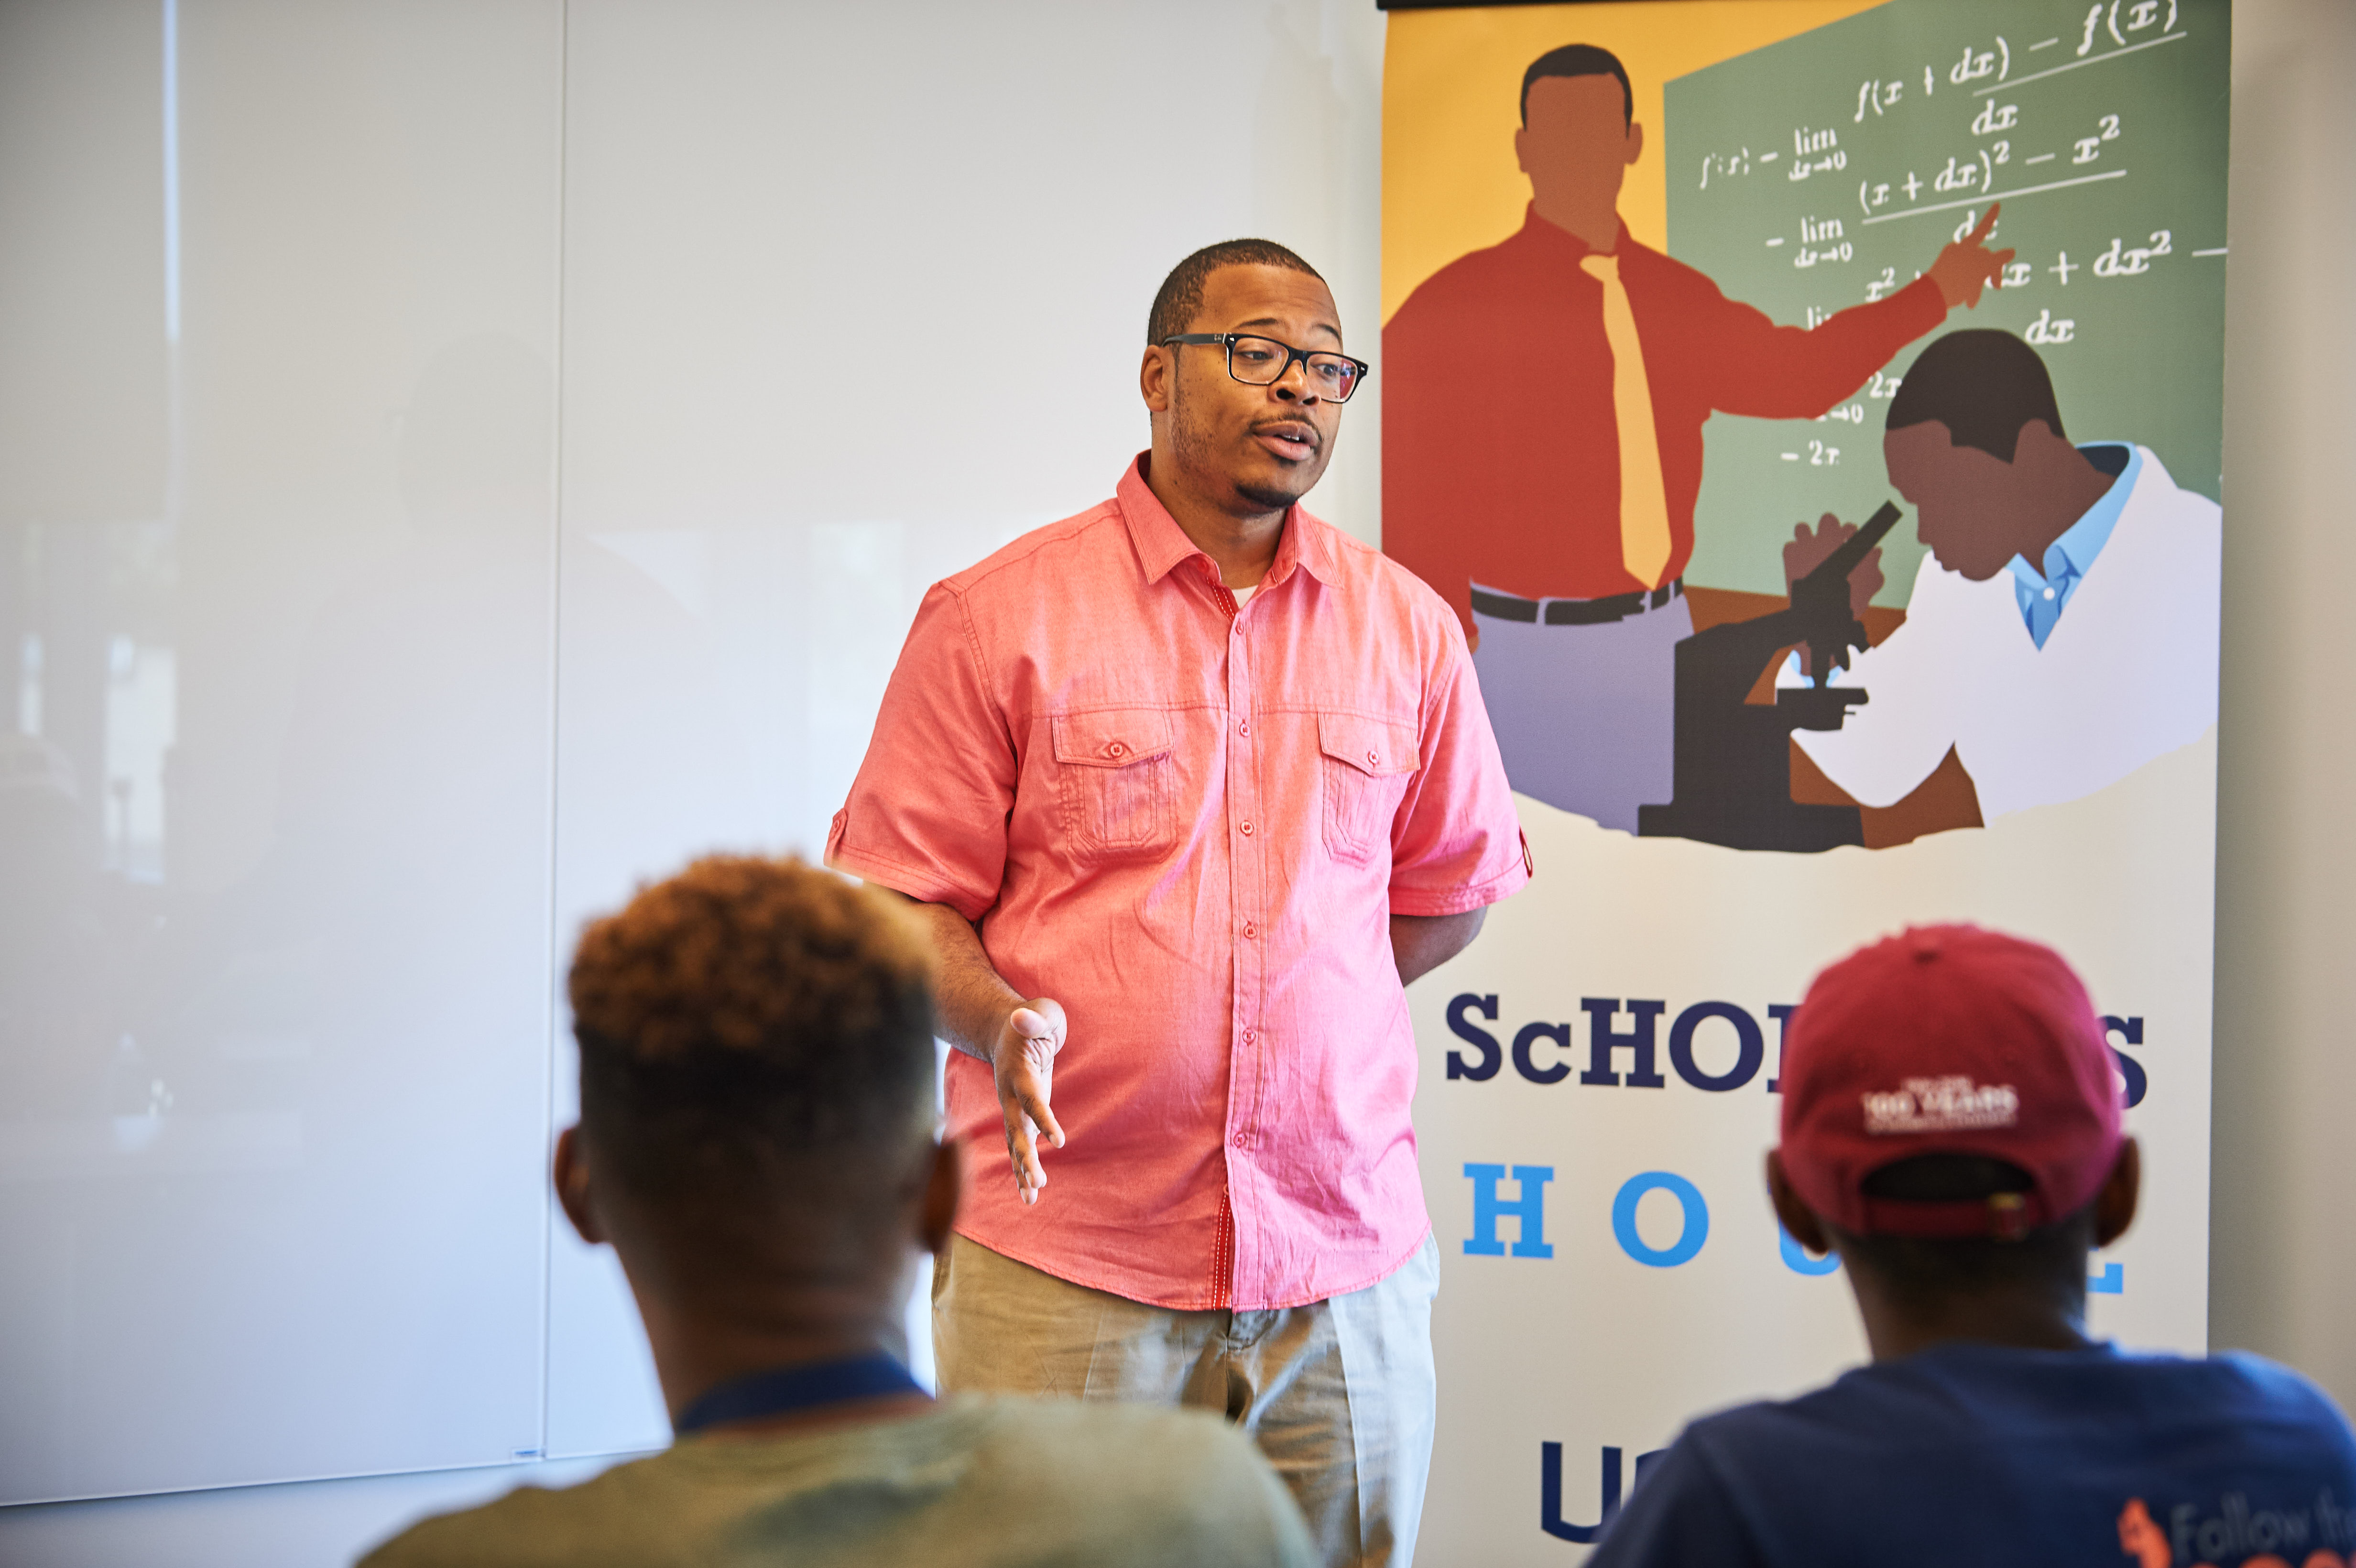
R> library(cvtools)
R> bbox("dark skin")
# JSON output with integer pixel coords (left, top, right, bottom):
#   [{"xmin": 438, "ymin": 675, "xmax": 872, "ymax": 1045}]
[
  {"xmin": 553, "ymin": 1124, "xmax": 960, "ymax": 1435},
  {"xmin": 889, "ymin": 261, "xmax": 1485, "ymax": 1208},
  {"xmin": 1767, "ymin": 1138, "xmax": 2141, "ymax": 1361},
  {"xmin": 1783, "ymin": 419, "xmax": 2118, "ymax": 649},
  {"xmin": 1887, "ymin": 418, "xmax": 2121, "ymax": 581},
  {"xmin": 1141, "ymin": 261, "xmax": 1346, "ymax": 587},
  {"xmin": 1782, "ymin": 512, "xmax": 1888, "ymax": 678}
]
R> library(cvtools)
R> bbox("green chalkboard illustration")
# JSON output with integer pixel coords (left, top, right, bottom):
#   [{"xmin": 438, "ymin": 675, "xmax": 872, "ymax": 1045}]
[
  {"xmin": 1667, "ymin": 0, "xmax": 2228, "ymax": 602},
  {"xmin": 1634, "ymin": 0, "xmax": 2229, "ymax": 851}
]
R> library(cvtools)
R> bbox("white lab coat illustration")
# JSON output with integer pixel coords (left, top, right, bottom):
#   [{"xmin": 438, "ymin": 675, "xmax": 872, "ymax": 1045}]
[{"xmin": 1793, "ymin": 446, "xmax": 2220, "ymax": 819}]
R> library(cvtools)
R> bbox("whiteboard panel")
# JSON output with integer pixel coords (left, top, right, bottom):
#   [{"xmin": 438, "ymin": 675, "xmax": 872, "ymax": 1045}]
[
  {"xmin": 0, "ymin": 0, "xmax": 564, "ymax": 1503},
  {"xmin": 0, "ymin": 0, "xmax": 1387, "ymax": 1500}
]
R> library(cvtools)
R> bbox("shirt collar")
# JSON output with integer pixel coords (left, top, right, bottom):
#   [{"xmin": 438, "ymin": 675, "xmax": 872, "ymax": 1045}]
[
  {"xmin": 1114, "ymin": 453, "xmax": 1336, "ymax": 590},
  {"xmin": 2004, "ymin": 442, "xmax": 2139, "ymax": 592},
  {"xmin": 1512, "ymin": 204, "xmax": 1636, "ymax": 265}
]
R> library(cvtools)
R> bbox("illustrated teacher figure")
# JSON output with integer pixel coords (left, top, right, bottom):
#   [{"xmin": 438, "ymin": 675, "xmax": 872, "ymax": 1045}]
[{"xmin": 1383, "ymin": 43, "xmax": 2014, "ymax": 832}]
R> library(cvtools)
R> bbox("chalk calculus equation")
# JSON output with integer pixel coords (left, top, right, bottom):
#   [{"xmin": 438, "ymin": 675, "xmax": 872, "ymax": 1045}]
[{"xmin": 1688, "ymin": 0, "xmax": 2215, "ymax": 356}]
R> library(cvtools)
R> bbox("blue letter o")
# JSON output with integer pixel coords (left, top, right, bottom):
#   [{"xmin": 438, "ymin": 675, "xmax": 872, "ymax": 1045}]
[{"xmin": 1611, "ymin": 1172, "xmax": 1709, "ymax": 1267}]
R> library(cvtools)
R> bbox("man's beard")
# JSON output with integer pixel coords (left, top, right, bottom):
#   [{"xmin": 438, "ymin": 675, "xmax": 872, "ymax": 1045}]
[{"xmin": 1170, "ymin": 387, "xmax": 1303, "ymax": 514}]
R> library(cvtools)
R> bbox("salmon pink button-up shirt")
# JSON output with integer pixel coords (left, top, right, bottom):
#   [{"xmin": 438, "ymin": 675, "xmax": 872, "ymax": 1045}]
[{"xmin": 827, "ymin": 458, "xmax": 1529, "ymax": 1311}]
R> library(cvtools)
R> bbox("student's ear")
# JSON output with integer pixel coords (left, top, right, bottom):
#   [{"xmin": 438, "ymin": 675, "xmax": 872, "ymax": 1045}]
[
  {"xmin": 2093, "ymin": 1136, "xmax": 2139, "ymax": 1249},
  {"xmin": 919, "ymin": 1139, "xmax": 961, "ymax": 1256},
  {"xmin": 1767, "ymin": 1150, "xmax": 1832, "ymax": 1255},
  {"xmin": 1513, "ymin": 123, "xmax": 1533, "ymax": 174},
  {"xmin": 553, "ymin": 1125, "xmax": 607, "ymax": 1247},
  {"xmin": 1624, "ymin": 120, "xmax": 1645, "ymax": 167}
]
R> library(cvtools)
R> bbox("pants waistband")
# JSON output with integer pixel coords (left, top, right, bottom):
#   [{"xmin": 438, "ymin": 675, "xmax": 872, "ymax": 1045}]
[{"xmin": 1469, "ymin": 579, "xmax": 1683, "ymax": 627}]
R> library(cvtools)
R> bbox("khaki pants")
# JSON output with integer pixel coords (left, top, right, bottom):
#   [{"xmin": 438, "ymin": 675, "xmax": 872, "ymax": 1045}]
[{"xmin": 932, "ymin": 1232, "xmax": 1440, "ymax": 1568}]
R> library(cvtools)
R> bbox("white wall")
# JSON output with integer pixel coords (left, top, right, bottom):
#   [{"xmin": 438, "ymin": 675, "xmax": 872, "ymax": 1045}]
[
  {"xmin": 0, "ymin": 0, "xmax": 2348, "ymax": 1561},
  {"xmin": 2207, "ymin": 0, "xmax": 2356, "ymax": 1408}
]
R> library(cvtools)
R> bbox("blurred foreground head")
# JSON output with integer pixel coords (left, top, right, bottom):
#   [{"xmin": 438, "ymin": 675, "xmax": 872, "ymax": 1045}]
[
  {"xmin": 565, "ymin": 855, "xmax": 939, "ymax": 1267},
  {"xmin": 1772, "ymin": 924, "xmax": 2137, "ymax": 1332}
]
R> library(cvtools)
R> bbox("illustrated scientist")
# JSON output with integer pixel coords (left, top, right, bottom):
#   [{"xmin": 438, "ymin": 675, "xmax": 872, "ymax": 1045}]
[
  {"xmin": 1781, "ymin": 328, "xmax": 2222, "ymax": 820},
  {"xmin": 1383, "ymin": 43, "xmax": 2013, "ymax": 833}
]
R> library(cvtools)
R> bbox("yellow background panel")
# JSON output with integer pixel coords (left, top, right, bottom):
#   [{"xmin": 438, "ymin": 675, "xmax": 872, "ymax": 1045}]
[{"xmin": 1382, "ymin": 0, "xmax": 1887, "ymax": 324}]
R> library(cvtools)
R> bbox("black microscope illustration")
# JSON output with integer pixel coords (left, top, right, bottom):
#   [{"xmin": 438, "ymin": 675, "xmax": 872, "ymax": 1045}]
[{"xmin": 1638, "ymin": 501, "xmax": 1903, "ymax": 853}]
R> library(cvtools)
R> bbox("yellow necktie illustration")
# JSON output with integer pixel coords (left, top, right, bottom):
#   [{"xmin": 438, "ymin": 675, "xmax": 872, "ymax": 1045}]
[{"xmin": 1579, "ymin": 252, "xmax": 1673, "ymax": 590}]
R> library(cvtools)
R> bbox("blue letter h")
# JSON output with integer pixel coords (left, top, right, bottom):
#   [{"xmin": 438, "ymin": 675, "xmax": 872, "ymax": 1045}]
[{"xmin": 1463, "ymin": 1163, "xmax": 1554, "ymax": 1258}]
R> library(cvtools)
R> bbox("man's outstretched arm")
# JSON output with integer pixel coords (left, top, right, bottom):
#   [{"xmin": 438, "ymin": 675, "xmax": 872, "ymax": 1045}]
[{"xmin": 875, "ymin": 890, "xmax": 1067, "ymax": 1208}]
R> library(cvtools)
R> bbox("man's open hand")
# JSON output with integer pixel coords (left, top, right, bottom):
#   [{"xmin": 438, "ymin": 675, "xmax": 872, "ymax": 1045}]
[
  {"xmin": 993, "ymin": 1000, "xmax": 1067, "ymax": 1205},
  {"xmin": 1926, "ymin": 204, "xmax": 2015, "ymax": 310}
]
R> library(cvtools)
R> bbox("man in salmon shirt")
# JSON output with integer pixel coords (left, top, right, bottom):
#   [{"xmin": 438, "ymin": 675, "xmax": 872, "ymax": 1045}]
[{"xmin": 828, "ymin": 239, "xmax": 1531, "ymax": 1567}]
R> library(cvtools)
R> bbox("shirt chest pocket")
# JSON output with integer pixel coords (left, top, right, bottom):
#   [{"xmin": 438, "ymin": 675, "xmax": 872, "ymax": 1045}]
[
  {"xmin": 1319, "ymin": 712, "xmax": 1419, "ymax": 867},
  {"xmin": 1052, "ymin": 708, "xmax": 1179, "ymax": 862}
]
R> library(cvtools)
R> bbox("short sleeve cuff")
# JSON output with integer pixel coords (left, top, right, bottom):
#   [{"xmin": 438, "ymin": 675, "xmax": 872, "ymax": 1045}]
[
  {"xmin": 825, "ymin": 824, "xmax": 996, "ymax": 922},
  {"xmin": 1389, "ymin": 831, "xmax": 1533, "ymax": 916}
]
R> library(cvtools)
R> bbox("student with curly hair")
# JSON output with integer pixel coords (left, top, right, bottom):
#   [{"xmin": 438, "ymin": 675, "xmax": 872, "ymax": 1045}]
[{"xmin": 360, "ymin": 854, "xmax": 1316, "ymax": 1568}]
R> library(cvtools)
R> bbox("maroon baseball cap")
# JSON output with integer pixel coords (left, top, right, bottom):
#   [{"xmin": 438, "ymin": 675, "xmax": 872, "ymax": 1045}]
[{"xmin": 1778, "ymin": 924, "xmax": 2123, "ymax": 1239}]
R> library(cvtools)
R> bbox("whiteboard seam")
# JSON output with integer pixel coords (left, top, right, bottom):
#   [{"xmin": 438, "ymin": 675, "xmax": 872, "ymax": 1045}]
[{"xmin": 536, "ymin": 0, "xmax": 571, "ymax": 1465}]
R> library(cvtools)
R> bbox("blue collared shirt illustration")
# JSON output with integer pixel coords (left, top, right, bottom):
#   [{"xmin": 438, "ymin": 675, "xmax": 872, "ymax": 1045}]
[{"xmin": 2005, "ymin": 443, "xmax": 2139, "ymax": 649}]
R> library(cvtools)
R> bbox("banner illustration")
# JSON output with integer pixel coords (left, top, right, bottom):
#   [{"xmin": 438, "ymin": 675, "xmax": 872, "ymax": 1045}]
[
  {"xmin": 1385, "ymin": 0, "xmax": 2226, "ymax": 852},
  {"xmin": 1383, "ymin": 2, "xmax": 2227, "ymax": 1559}
]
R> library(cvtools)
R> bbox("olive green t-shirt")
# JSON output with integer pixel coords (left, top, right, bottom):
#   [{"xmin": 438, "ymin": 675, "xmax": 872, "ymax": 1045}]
[{"xmin": 357, "ymin": 1395, "xmax": 1318, "ymax": 1568}]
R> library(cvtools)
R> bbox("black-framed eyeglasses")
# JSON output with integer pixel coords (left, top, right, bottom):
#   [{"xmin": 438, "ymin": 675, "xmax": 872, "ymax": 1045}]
[{"xmin": 1161, "ymin": 333, "xmax": 1370, "ymax": 403}]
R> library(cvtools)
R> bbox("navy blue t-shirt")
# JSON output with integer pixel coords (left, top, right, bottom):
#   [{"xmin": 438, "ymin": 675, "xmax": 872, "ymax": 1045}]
[{"xmin": 1588, "ymin": 1343, "xmax": 2356, "ymax": 1568}]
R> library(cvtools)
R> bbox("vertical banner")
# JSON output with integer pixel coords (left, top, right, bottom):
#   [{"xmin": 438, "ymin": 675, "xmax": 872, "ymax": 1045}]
[{"xmin": 1383, "ymin": 2, "xmax": 2227, "ymax": 1560}]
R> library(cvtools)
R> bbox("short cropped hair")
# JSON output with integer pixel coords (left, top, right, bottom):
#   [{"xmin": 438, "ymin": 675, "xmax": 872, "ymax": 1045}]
[
  {"xmin": 1887, "ymin": 329, "xmax": 2069, "ymax": 463},
  {"xmin": 568, "ymin": 855, "xmax": 935, "ymax": 1206},
  {"xmin": 1521, "ymin": 44, "xmax": 1633, "ymax": 126},
  {"xmin": 1147, "ymin": 239, "xmax": 1325, "ymax": 347},
  {"xmin": 1829, "ymin": 1153, "xmax": 2093, "ymax": 1304}
]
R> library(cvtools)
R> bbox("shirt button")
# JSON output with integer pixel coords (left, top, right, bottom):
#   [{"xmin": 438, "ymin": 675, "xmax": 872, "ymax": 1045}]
[
  {"xmin": 1231, "ymin": 621, "xmax": 1242, "ymax": 637},
  {"xmin": 1238, "ymin": 719, "xmax": 1250, "ymax": 736},
  {"xmin": 1243, "ymin": 921, "xmax": 1257, "ymax": 939},
  {"xmin": 1243, "ymin": 1028, "xmax": 1255, "ymax": 1043},
  {"xmin": 2042, "ymin": 587, "xmax": 2057, "ymax": 600},
  {"xmin": 1106, "ymin": 741, "xmax": 1126, "ymax": 758},
  {"xmin": 1366, "ymin": 749, "xmax": 1380, "ymax": 766},
  {"xmin": 1239, "ymin": 820, "xmax": 1254, "ymax": 836},
  {"xmin": 1231, "ymin": 1132, "xmax": 1248, "ymax": 1149}
]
